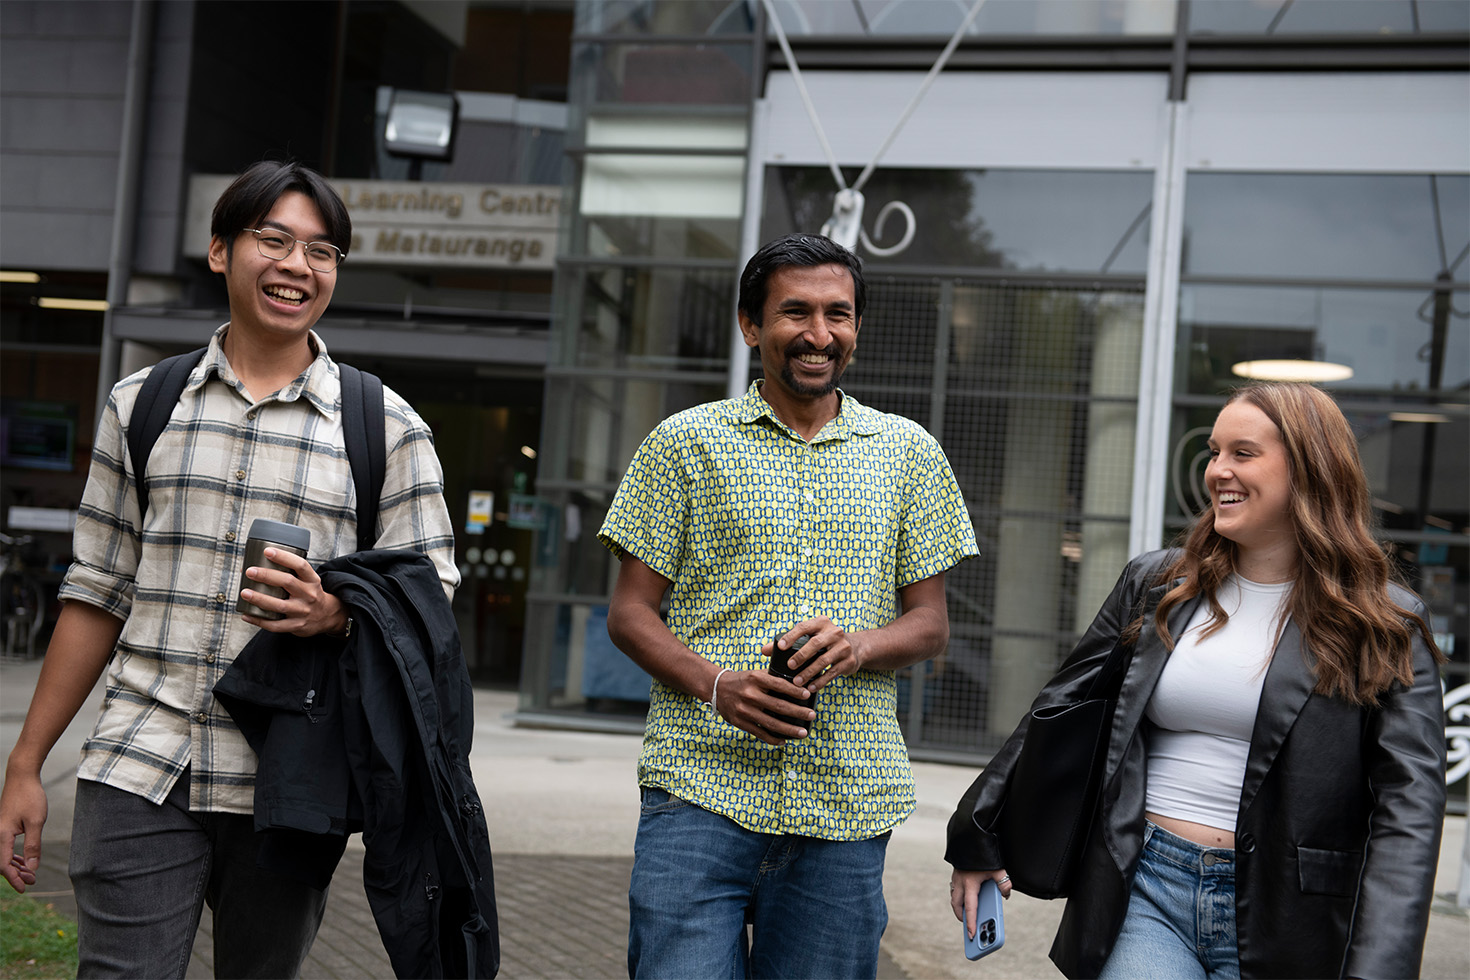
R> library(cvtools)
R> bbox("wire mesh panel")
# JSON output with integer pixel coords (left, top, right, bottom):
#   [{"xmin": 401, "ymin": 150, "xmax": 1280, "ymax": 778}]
[{"xmin": 842, "ymin": 276, "xmax": 1145, "ymax": 758}]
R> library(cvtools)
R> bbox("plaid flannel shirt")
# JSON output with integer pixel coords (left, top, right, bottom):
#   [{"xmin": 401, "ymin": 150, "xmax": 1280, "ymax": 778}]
[{"xmin": 60, "ymin": 325, "xmax": 458, "ymax": 813}]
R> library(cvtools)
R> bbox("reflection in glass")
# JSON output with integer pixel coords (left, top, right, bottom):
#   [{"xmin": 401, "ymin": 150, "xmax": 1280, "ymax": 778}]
[
  {"xmin": 770, "ymin": 0, "xmax": 1176, "ymax": 36},
  {"xmin": 1190, "ymin": 0, "xmax": 1470, "ymax": 35},
  {"xmin": 555, "ymin": 375, "xmax": 727, "ymax": 486},
  {"xmin": 575, "ymin": 0, "xmax": 756, "ymax": 36},
  {"xmin": 836, "ymin": 276, "xmax": 1143, "ymax": 744},
  {"xmin": 766, "ymin": 167, "xmax": 1153, "ymax": 273},
  {"xmin": 574, "ymin": 266, "xmax": 734, "ymax": 371},
  {"xmin": 570, "ymin": 41, "xmax": 752, "ymax": 105},
  {"xmin": 1183, "ymin": 173, "xmax": 1470, "ymax": 281},
  {"xmin": 581, "ymin": 214, "xmax": 741, "ymax": 259},
  {"xmin": 1178, "ymin": 284, "xmax": 1470, "ymax": 396}
]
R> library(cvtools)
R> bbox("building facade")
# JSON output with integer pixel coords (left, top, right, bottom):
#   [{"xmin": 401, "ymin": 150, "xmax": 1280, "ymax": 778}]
[
  {"xmin": 1, "ymin": 0, "xmax": 574, "ymax": 684},
  {"xmin": 2, "ymin": 1, "xmax": 1467, "ymax": 783},
  {"xmin": 521, "ymin": 0, "xmax": 1470, "ymax": 785}
]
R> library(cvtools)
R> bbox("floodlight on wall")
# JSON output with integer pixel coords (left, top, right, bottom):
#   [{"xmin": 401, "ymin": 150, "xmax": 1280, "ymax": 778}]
[
  {"xmin": 384, "ymin": 89, "xmax": 459, "ymax": 163},
  {"xmin": 1230, "ymin": 359, "xmax": 1354, "ymax": 383}
]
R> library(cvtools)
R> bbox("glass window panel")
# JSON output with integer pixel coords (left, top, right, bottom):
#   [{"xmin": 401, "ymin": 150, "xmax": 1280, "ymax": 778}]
[
  {"xmin": 586, "ymin": 114, "xmax": 747, "ymax": 149},
  {"xmin": 525, "ymin": 597, "xmax": 653, "ymax": 714},
  {"xmin": 574, "ymin": 265, "xmax": 735, "ymax": 371},
  {"xmin": 1183, "ymin": 173, "xmax": 1470, "ymax": 281},
  {"xmin": 1178, "ymin": 284, "xmax": 1470, "ymax": 395},
  {"xmin": 571, "ymin": 41, "xmax": 752, "ymax": 105},
  {"xmin": 556, "ymin": 375, "xmax": 727, "ymax": 485},
  {"xmin": 765, "ymin": 167, "xmax": 1154, "ymax": 274},
  {"xmin": 1190, "ymin": 0, "xmax": 1468, "ymax": 35},
  {"xmin": 834, "ymin": 277, "xmax": 1143, "ymax": 749},
  {"xmin": 582, "ymin": 214, "xmax": 742, "ymax": 259},
  {"xmin": 575, "ymin": 0, "xmax": 756, "ymax": 36},
  {"xmin": 774, "ymin": 0, "xmax": 1176, "ymax": 36},
  {"xmin": 582, "ymin": 153, "xmax": 745, "ymax": 218}
]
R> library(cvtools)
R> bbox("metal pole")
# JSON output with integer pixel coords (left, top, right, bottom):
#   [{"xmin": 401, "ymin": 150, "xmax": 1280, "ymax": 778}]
[{"xmin": 95, "ymin": 0, "xmax": 156, "ymax": 433}]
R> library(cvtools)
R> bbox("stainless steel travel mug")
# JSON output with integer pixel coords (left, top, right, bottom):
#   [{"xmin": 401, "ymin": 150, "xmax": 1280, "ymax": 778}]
[{"xmin": 236, "ymin": 519, "xmax": 310, "ymax": 619}]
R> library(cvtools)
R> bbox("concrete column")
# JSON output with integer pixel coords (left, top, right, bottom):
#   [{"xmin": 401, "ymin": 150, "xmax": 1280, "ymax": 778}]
[
  {"xmin": 1076, "ymin": 296, "xmax": 1144, "ymax": 632},
  {"xmin": 987, "ymin": 292, "xmax": 1077, "ymax": 734}
]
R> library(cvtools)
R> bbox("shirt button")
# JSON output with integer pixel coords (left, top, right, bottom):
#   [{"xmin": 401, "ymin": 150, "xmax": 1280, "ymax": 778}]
[
  {"xmin": 194, "ymin": 711, "xmax": 208, "ymax": 723},
  {"xmin": 804, "ymin": 492, "xmax": 814, "ymax": 502},
  {"xmin": 235, "ymin": 469, "xmax": 246, "ymax": 481},
  {"xmin": 225, "ymin": 531, "xmax": 236, "ymax": 542},
  {"xmin": 204, "ymin": 653, "xmax": 216, "ymax": 664},
  {"xmin": 246, "ymin": 411, "xmax": 257, "ymax": 421},
  {"xmin": 215, "ymin": 592, "xmax": 226, "ymax": 603},
  {"xmin": 803, "ymin": 547, "xmax": 813, "ymax": 557},
  {"xmin": 798, "ymin": 604, "xmax": 810, "ymax": 614}
]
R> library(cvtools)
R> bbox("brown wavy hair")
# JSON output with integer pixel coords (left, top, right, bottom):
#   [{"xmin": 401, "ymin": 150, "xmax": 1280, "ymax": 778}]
[{"xmin": 1144, "ymin": 382, "xmax": 1441, "ymax": 705}]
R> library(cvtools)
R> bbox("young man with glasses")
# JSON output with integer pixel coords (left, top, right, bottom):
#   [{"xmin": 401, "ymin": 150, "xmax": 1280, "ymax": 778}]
[{"xmin": 0, "ymin": 161, "xmax": 458, "ymax": 977}]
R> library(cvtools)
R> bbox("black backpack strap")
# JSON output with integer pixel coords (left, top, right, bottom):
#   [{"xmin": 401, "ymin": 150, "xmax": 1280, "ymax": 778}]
[
  {"xmin": 338, "ymin": 363, "xmax": 386, "ymax": 553},
  {"xmin": 127, "ymin": 348, "xmax": 208, "ymax": 525}
]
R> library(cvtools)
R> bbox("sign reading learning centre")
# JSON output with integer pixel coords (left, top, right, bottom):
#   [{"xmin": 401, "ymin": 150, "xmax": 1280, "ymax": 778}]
[{"xmin": 185, "ymin": 175, "xmax": 560, "ymax": 270}]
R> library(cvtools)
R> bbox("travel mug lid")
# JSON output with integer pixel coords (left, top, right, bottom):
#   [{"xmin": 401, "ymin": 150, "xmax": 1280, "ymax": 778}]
[{"xmin": 246, "ymin": 518, "xmax": 311, "ymax": 551}]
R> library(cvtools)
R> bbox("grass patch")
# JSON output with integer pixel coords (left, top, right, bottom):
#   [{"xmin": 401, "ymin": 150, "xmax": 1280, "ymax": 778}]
[{"xmin": 0, "ymin": 891, "xmax": 78, "ymax": 980}]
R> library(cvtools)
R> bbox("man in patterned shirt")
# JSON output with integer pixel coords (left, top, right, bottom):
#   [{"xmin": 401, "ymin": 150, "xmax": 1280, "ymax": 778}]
[
  {"xmin": 0, "ymin": 162, "xmax": 458, "ymax": 977},
  {"xmin": 600, "ymin": 233, "xmax": 978, "ymax": 978}
]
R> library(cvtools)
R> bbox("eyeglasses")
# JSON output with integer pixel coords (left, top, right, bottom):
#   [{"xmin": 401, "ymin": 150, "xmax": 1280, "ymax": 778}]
[{"xmin": 242, "ymin": 228, "xmax": 344, "ymax": 272}]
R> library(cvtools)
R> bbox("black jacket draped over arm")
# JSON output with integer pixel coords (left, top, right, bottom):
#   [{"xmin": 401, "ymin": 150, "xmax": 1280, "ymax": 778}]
[{"xmin": 215, "ymin": 549, "xmax": 499, "ymax": 980}]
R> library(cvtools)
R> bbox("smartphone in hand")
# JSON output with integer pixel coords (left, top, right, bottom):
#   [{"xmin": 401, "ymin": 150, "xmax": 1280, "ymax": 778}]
[
  {"xmin": 768, "ymin": 634, "xmax": 817, "ymax": 727},
  {"xmin": 963, "ymin": 877, "xmax": 1005, "ymax": 961}
]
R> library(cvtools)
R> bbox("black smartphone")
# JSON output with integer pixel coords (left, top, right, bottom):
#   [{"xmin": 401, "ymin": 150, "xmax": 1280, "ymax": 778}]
[{"xmin": 767, "ymin": 634, "xmax": 817, "ymax": 727}]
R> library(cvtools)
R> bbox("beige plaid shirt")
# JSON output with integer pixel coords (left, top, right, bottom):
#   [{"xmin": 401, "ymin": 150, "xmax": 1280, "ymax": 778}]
[{"xmin": 60, "ymin": 325, "xmax": 459, "ymax": 813}]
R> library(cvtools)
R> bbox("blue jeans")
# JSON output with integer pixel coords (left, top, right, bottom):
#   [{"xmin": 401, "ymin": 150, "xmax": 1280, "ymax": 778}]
[
  {"xmin": 627, "ymin": 788, "xmax": 890, "ymax": 979},
  {"xmin": 1098, "ymin": 822, "xmax": 1240, "ymax": 980},
  {"xmin": 69, "ymin": 774, "xmax": 328, "ymax": 979}
]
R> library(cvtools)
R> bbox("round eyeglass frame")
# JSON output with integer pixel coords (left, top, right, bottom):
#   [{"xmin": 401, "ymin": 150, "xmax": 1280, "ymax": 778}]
[{"xmin": 242, "ymin": 228, "xmax": 345, "ymax": 272}]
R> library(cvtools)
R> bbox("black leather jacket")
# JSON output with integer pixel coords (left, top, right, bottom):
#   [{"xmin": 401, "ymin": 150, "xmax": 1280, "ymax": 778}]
[
  {"xmin": 946, "ymin": 550, "xmax": 1446, "ymax": 979},
  {"xmin": 215, "ymin": 549, "xmax": 499, "ymax": 979}
]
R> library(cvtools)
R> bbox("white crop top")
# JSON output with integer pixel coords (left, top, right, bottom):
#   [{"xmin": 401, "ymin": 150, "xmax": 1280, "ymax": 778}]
[{"xmin": 1144, "ymin": 574, "xmax": 1292, "ymax": 833}]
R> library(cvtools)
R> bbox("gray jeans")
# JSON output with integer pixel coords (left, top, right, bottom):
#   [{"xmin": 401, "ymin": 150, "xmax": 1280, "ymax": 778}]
[{"xmin": 69, "ymin": 774, "xmax": 328, "ymax": 979}]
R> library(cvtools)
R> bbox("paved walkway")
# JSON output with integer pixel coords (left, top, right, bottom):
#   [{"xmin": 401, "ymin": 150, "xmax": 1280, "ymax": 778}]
[{"xmin": 4, "ymin": 656, "xmax": 1467, "ymax": 979}]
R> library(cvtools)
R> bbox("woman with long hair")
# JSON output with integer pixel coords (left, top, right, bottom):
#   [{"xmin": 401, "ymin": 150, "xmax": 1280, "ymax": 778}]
[{"xmin": 947, "ymin": 382, "xmax": 1446, "ymax": 979}]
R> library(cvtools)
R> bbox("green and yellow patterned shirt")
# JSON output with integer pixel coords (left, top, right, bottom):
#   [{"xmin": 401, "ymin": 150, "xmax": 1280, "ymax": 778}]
[{"xmin": 598, "ymin": 381, "xmax": 978, "ymax": 840}]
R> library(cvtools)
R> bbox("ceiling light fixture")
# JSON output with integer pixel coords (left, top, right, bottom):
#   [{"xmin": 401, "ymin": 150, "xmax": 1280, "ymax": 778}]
[
  {"xmin": 0, "ymin": 270, "xmax": 41, "ymax": 283},
  {"xmin": 1230, "ymin": 359, "xmax": 1353, "ymax": 383},
  {"xmin": 1388, "ymin": 412, "xmax": 1452, "ymax": 424},
  {"xmin": 37, "ymin": 297, "xmax": 109, "ymax": 311}
]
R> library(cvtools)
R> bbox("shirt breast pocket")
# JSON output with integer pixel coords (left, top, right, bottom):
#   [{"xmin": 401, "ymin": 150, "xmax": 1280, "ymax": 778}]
[{"xmin": 1296, "ymin": 845, "xmax": 1361, "ymax": 897}]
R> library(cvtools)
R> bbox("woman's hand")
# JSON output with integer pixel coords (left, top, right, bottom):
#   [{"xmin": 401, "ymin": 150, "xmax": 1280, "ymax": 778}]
[{"xmin": 950, "ymin": 868, "xmax": 1012, "ymax": 939}]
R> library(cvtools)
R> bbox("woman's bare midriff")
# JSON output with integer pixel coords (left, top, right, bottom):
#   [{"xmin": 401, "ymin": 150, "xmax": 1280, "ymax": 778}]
[{"xmin": 1147, "ymin": 812, "xmax": 1235, "ymax": 849}]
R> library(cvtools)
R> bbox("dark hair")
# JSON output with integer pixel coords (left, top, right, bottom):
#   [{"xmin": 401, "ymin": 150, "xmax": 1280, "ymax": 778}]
[
  {"xmin": 737, "ymin": 234, "xmax": 866, "ymax": 327},
  {"xmin": 211, "ymin": 160, "xmax": 352, "ymax": 257},
  {"xmin": 1140, "ymin": 382, "xmax": 1442, "ymax": 705}
]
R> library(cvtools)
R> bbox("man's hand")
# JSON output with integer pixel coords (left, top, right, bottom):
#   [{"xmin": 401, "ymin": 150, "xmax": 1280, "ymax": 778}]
[
  {"xmin": 239, "ymin": 547, "xmax": 349, "ymax": 637},
  {"xmin": 712, "ymin": 670, "xmax": 815, "ymax": 747},
  {"xmin": 770, "ymin": 617, "xmax": 866, "ymax": 692},
  {"xmin": 0, "ymin": 768, "xmax": 46, "ymax": 893}
]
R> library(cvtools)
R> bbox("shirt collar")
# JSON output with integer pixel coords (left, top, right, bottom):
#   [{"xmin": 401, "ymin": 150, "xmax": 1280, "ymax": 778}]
[
  {"xmin": 733, "ymin": 379, "xmax": 883, "ymax": 443},
  {"xmin": 201, "ymin": 324, "xmax": 336, "ymax": 419}
]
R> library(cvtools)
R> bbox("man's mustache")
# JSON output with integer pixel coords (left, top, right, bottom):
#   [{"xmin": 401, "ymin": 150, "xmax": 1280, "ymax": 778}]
[{"xmin": 784, "ymin": 339, "xmax": 842, "ymax": 360}]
